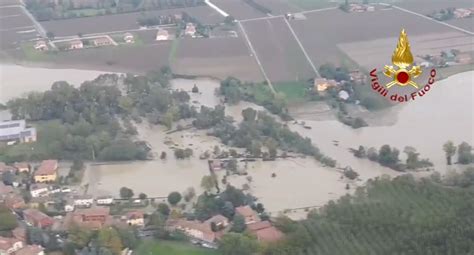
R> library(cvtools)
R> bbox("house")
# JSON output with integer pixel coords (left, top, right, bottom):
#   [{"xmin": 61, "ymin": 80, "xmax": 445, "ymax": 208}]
[
  {"xmin": 155, "ymin": 29, "xmax": 170, "ymax": 41},
  {"xmin": 454, "ymin": 8, "xmax": 472, "ymax": 18},
  {"xmin": 166, "ymin": 219, "xmax": 224, "ymax": 248},
  {"xmin": 0, "ymin": 237, "xmax": 23, "ymax": 255},
  {"xmin": 30, "ymin": 184, "xmax": 49, "ymax": 198},
  {"xmin": 64, "ymin": 207, "xmax": 112, "ymax": 230},
  {"xmin": 69, "ymin": 40, "xmax": 84, "ymax": 50},
  {"xmin": 33, "ymin": 40, "xmax": 48, "ymax": 51},
  {"xmin": 125, "ymin": 211, "xmax": 145, "ymax": 227},
  {"xmin": 247, "ymin": 221, "xmax": 284, "ymax": 243},
  {"xmin": 23, "ymin": 209, "xmax": 54, "ymax": 229},
  {"xmin": 15, "ymin": 245, "xmax": 44, "ymax": 255},
  {"xmin": 184, "ymin": 23, "xmax": 196, "ymax": 37},
  {"xmin": 0, "ymin": 120, "xmax": 37, "ymax": 144},
  {"xmin": 73, "ymin": 195, "xmax": 94, "ymax": 207},
  {"xmin": 338, "ymin": 90, "xmax": 350, "ymax": 101},
  {"xmin": 96, "ymin": 196, "xmax": 114, "ymax": 205},
  {"xmin": 208, "ymin": 160, "xmax": 223, "ymax": 172},
  {"xmin": 12, "ymin": 227, "xmax": 27, "ymax": 243},
  {"xmin": 33, "ymin": 160, "xmax": 58, "ymax": 183},
  {"xmin": 123, "ymin": 33, "xmax": 134, "ymax": 43},
  {"xmin": 314, "ymin": 78, "xmax": 339, "ymax": 92},
  {"xmin": 4, "ymin": 194, "xmax": 25, "ymax": 209},
  {"xmin": 14, "ymin": 162, "xmax": 30, "ymax": 173},
  {"xmin": 93, "ymin": 37, "xmax": 112, "ymax": 47},
  {"xmin": 204, "ymin": 214, "xmax": 229, "ymax": 230},
  {"xmin": 235, "ymin": 206, "xmax": 260, "ymax": 225}
]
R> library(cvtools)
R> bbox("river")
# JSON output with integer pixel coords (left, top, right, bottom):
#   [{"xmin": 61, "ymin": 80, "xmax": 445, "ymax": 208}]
[{"xmin": 1, "ymin": 64, "xmax": 472, "ymax": 218}]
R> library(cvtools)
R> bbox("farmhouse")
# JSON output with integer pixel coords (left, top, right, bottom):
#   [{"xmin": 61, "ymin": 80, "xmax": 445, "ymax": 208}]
[
  {"xmin": 0, "ymin": 120, "xmax": 37, "ymax": 144},
  {"xmin": 93, "ymin": 37, "xmax": 112, "ymax": 47},
  {"xmin": 0, "ymin": 237, "xmax": 23, "ymax": 254},
  {"xmin": 34, "ymin": 40, "xmax": 48, "ymax": 51},
  {"xmin": 156, "ymin": 29, "xmax": 170, "ymax": 41},
  {"xmin": 314, "ymin": 78, "xmax": 339, "ymax": 92},
  {"xmin": 185, "ymin": 23, "xmax": 197, "ymax": 37},
  {"xmin": 235, "ymin": 205, "xmax": 260, "ymax": 225},
  {"xmin": 123, "ymin": 33, "xmax": 134, "ymax": 43},
  {"xmin": 204, "ymin": 214, "xmax": 229, "ymax": 229},
  {"xmin": 23, "ymin": 209, "xmax": 54, "ymax": 229},
  {"xmin": 34, "ymin": 160, "xmax": 58, "ymax": 183},
  {"xmin": 69, "ymin": 40, "xmax": 84, "ymax": 50}
]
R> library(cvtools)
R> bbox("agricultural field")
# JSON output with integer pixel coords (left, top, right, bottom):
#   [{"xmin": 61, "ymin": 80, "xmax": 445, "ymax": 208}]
[
  {"xmin": 338, "ymin": 31, "xmax": 474, "ymax": 70},
  {"xmin": 253, "ymin": 0, "xmax": 303, "ymax": 14},
  {"xmin": 242, "ymin": 17, "xmax": 315, "ymax": 82},
  {"xmin": 40, "ymin": 6, "xmax": 219, "ymax": 37},
  {"xmin": 0, "ymin": 6, "xmax": 37, "ymax": 50},
  {"xmin": 0, "ymin": 0, "xmax": 21, "ymax": 6},
  {"xmin": 288, "ymin": 7, "xmax": 455, "ymax": 68},
  {"xmin": 212, "ymin": 0, "xmax": 267, "ymax": 20},
  {"xmin": 173, "ymin": 36, "xmax": 263, "ymax": 81},
  {"xmin": 283, "ymin": 0, "xmax": 339, "ymax": 10},
  {"xmin": 136, "ymin": 241, "xmax": 220, "ymax": 255}
]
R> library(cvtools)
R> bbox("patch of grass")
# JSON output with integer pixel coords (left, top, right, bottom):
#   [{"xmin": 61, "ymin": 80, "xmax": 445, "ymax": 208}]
[
  {"xmin": 273, "ymin": 81, "xmax": 309, "ymax": 102},
  {"xmin": 136, "ymin": 240, "xmax": 220, "ymax": 255},
  {"xmin": 168, "ymin": 38, "xmax": 180, "ymax": 65}
]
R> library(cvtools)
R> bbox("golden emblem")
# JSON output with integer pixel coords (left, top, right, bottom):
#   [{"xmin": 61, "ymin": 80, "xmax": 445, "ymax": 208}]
[{"xmin": 384, "ymin": 29, "xmax": 422, "ymax": 89}]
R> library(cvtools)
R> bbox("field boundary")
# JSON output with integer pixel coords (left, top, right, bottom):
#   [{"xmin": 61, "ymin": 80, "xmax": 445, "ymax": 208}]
[{"xmin": 237, "ymin": 20, "xmax": 275, "ymax": 92}]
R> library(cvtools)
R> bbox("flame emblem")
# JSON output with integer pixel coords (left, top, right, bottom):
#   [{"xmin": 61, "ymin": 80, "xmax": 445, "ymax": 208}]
[{"xmin": 384, "ymin": 29, "xmax": 422, "ymax": 89}]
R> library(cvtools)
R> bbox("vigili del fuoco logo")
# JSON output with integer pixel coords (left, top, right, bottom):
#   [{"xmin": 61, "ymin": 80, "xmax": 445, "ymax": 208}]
[{"xmin": 370, "ymin": 29, "xmax": 437, "ymax": 103}]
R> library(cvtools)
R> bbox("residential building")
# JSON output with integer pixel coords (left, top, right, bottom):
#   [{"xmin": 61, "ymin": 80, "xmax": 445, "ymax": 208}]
[
  {"xmin": 184, "ymin": 23, "xmax": 196, "ymax": 37},
  {"xmin": 69, "ymin": 40, "xmax": 84, "ymax": 50},
  {"xmin": 73, "ymin": 195, "xmax": 94, "ymax": 207},
  {"xmin": 314, "ymin": 78, "xmax": 339, "ymax": 92},
  {"xmin": 123, "ymin": 33, "xmax": 134, "ymax": 43},
  {"xmin": 247, "ymin": 221, "xmax": 284, "ymax": 243},
  {"xmin": 156, "ymin": 29, "xmax": 170, "ymax": 41},
  {"xmin": 33, "ymin": 40, "xmax": 48, "ymax": 51},
  {"xmin": 235, "ymin": 206, "xmax": 260, "ymax": 225},
  {"xmin": 64, "ymin": 207, "xmax": 112, "ymax": 230},
  {"xmin": 15, "ymin": 245, "xmax": 44, "ymax": 255},
  {"xmin": 0, "ymin": 120, "xmax": 37, "ymax": 144},
  {"xmin": 166, "ymin": 219, "xmax": 224, "ymax": 248},
  {"xmin": 0, "ymin": 237, "xmax": 23, "ymax": 255},
  {"xmin": 4, "ymin": 194, "xmax": 25, "ymax": 209},
  {"xmin": 93, "ymin": 37, "xmax": 112, "ymax": 47},
  {"xmin": 23, "ymin": 209, "xmax": 54, "ymax": 229},
  {"xmin": 30, "ymin": 184, "xmax": 49, "ymax": 198},
  {"xmin": 125, "ymin": 211, "xmax": 145, "ymax": 227},
  {"xmin": 12, "ymin": 227, "xmax": 27, "ymax": 243},
  {"xmin": 96, "ymin": 196, "xmax": 114, "ymax": 205},
  {"xmin": 14, "ymin": 162, "xmax": 30, "ymax": 173},
  {"xmin": 204, "ymin": 214, "xmax": 229, "ymax": 230},
  {"xmin": 33, "ymin": 160, "xmax": 58, "ymax": 183}
]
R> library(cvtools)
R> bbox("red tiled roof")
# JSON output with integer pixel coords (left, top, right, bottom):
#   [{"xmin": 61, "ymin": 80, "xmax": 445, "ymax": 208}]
[
  {"xmin": 247, "ymin": 220, "xmax": 272, "ymax": 232},
  {"xmin": 23, "ymin": 209, "xmax": 52, "ymax": 224},
  {"xmin": 75, "ymin": 207, "xmax": 110, "ymax": 217},
  {"xmin": 0, "ymin": 162, "xmax": 16, "ymax": 173},
  {"xmin": 16, "ymin": 245, "xmax": 44, "ymax": 255},
  {"xmin": 0, "ymin": 182, "xmax": 14, "ymax": 195},
  {"xmin": 12, "ymin": 227, "xmax": 27, "ymax": 242},
  {"xmin": 204, "ymin": 214, "xmax": 228, "ymax": 225},
  {"xmin": 35, "ymin": 160, "xmax": 58, "ymax": 176},
  {"xmin": 254, "ymin": 226, "xmax": 284, "ymax": 243},
  {"xmin": 14, "ymin": 162, "xmax": 29, "ymax": 170}
]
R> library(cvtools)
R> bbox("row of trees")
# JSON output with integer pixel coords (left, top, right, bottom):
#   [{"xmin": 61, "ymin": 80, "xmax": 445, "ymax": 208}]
[{"xmin": 443, "ymin": 141, "xmax": 473, "ymax": 165}]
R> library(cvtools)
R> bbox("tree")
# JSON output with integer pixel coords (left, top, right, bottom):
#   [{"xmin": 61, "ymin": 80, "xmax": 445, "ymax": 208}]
[
  {"xmin": 160, "ymin": 151, "xmax": 167, "ymax": 160},
  {"xmin": 119, "ymin": 187, "xmax": 134, "ymax": 199},
  {"xmin": 458, "ymin": 142, "xmax": 473, "ymax": 164},
  {"xmin": 227, "ymin": 159, "xmax": 238, "ymax": 173},
  {"xmin": 0, "ymin": 205, "xmax": 17, "ymax": 231},
  {"xmin": 231, "ymin": 215, "xmax": 246, "ymax": 233},
  {"xmin": 167, "ymin": 191, "xmax": 182, "ymax": 205},
  {"xmin": 138, "ymin": 193, "xmax": 147, "ymax": 200},
  {"xmin": 242, "ymin": 108, "xmax": 257, "ymax": 122},
  {"xmin": 98, "ymin": 227, "xmax": 123, "ymax": 255},
  {"xmin": 157, "ymin": 203, "xmax": 170, "ymax": 216},
  {"xmin": 68, "ymin": 225, "xmax": 93, "ymax": 249},
  {"xmin": 218, "ymin": 233, "xmax": 259, "ymax": 255},
  {"xmin": 192, "ymin": 84, "xmax": 199, "ymax": 93},
  {"xmin": 46, "ymin": 31, "xmax": 55, "ymax": 39},
  {"xmin": 201, "ymin": 174, "xmax": 217, "ymax": 192},
  {"xmin": 183, "ymin": 187, "xmax": 196, "ymax": 202},
  {"xmin": 443, "ymin": 141, "xmax": 456, "ymax": 165}
]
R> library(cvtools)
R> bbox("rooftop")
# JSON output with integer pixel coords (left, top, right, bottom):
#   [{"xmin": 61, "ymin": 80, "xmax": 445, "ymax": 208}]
[
  {"xmin": 15, "ymin": 245, "xmax": 44, "ymax": 255},
  {"xmin": 0, "ymin": 236, "xmax": 21, "ymax": 251},
  {"xmin": 235, "ymin": 205, "xmax": 257, "ymax": 218},
  {"xmin": 35, "ymin": 160, "xmax": 58, "ymax": 176},
  {"xmin": 23, "ymin": 209, "xmax": 51, "ymax": 221}
]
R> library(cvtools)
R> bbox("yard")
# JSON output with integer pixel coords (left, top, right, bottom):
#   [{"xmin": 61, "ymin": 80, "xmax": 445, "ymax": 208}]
[
  {"xmin": 136, "ymin": 241, "xmax": 220, "ymax": 255},
  {"xmin": 273, "ymin": 81, "xmax": 309, "ymax": 102}
]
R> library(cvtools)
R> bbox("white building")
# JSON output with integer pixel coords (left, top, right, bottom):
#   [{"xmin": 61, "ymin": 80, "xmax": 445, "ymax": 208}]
[
  {"xmin": 156, "ymin": 29, "xmax": 170, "ymax": 41},
  {"xmin": 30, "ymin": 184, "xmax": 49, "ymax": 198},
  {"xmin": 34, "ymin": 40, "xmax": 48, "ymax": 51},
  {"xmin": 73, "ymin": 195, "xmax": 94, "ymax": 207},
  {"xmin": 0, "ymin": 120, "xmax": 37, "ymax": 144},
  {"xmin": 124, "ymin": 33, "xmax": 134, "ymax": 43},
  {"xmin": 64, "ymin": 204, "xmax": 75, "ymax": 212},
  {"xmin": 96, "ymin": 196, "xmax": 114, "ymax": 205}
]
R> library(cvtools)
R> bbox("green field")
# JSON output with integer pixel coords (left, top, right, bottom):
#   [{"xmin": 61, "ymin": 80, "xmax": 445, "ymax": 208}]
[
  {"xmin": 273, "ymin": 81, "xmax": 309, "ymax": 102},
  {"xmin": 136, "ymin": 241, "xmax": 219, "ymax": 255}
]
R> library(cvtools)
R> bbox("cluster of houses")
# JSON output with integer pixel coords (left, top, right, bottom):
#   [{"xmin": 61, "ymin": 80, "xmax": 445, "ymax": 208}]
[
  {"xmin": 313, "ymin": 70, "xmax": 366, "ymax": 101},
  {"xmin": 430, "ymin": 7, "xmax": 474, "ymax": 20},
  {"xmin": 166, "ymin": 205, "xmax": 284, "ymax": 248}
]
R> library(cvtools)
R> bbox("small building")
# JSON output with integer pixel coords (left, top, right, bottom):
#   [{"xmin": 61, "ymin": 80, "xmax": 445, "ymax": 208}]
[
  {"xmin": 184, "ymin": 23, "xmax": 196, "ymax": 37},
  {"xmin": 73, "ymin": 195, "xmax": 94, "ymax": 207},
  {"xmin": 0, "ymin": 120, "xmax": 37, "ymax": 144},
  {"xmin": 93, "ymin": 37, "xmax": 112, "ymax": 47},
  {"xmin": 69, "ymin": 40, "xmax": 84, "ymax": 50},
  {"xmin": 34, "ymin": 160, "xmax": 58, "ymax": 183},
  {"xmin": 125, "ymin": 211, "xmax": 145, "ymax": 227},
  {"xmin": 204, "ymin": 214, "xmax": 229, "ymax": 230},
  {"xmin": 349, "ymin": 70, "xmax": 366, "ymax": 84},
  {"xmin": 156, "ymin": 29, "xmax": 170, "ymax": 41},
  {"xmin": 30, "ymin": 184, "xmax": 50, "ymax": 198},
  {"xmin": 247, "ymin": 221, "xmax": 284, "ymax": 243},
  {"xmin": 96, "ymin": 196, "xmax": 114, "ymax": 205},
  {"xmin": 23, "ymin": 209, "xmax": 54, "ymax": 229},
  {"xmin": 0, "ymin": 237, "xmax": 24, "ymax": 255},
  {"xmin": 314, "ymin": 78, "xmax": 339, "ymax": 92},
  {"xmin": 15, "ymin": 245, "xmax": 44, "ymax": 255},
  {"xmin": 235, "ymin": 206, "xmax": 260, "ymax": 225},
  {"xmin": 454, "ymin": 8, "xmax": 472, "ymax": 18},
  {"xmin": 33, "ymin": 40, "xmax": 48, "ymax": 51},
  {"xmin": 14, "ymin": 162, "xmax": 30, "ymax": 173},
  {"xmin": 123, "ymin": 33, "xmax": 134, "ymax": 43}
]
